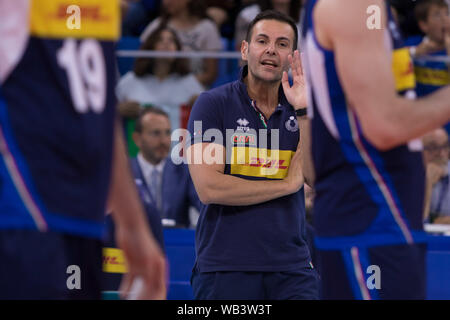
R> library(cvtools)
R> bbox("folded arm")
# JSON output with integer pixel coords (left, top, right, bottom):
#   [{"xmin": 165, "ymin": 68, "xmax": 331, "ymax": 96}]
[{"xmin": 187, "ymin": 143, "xmax": 303, "ymax": 206}]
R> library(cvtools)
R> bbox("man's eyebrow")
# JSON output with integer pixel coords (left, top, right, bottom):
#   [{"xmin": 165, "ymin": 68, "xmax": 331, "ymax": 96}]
[{"xmin": 255, "ymin": 33, "xmax": 291, "ymax": 42}]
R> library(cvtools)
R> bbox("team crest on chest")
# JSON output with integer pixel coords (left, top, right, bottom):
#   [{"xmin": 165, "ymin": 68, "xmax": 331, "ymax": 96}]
[{"xmin": 285, "ymin": 116, "xmax": 299, "ymax": 132}]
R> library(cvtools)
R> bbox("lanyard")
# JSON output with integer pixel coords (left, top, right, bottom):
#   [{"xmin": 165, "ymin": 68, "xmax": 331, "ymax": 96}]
[{"xmin": 250, "ymin": 100, "xmax": 268, "ymax": 129}]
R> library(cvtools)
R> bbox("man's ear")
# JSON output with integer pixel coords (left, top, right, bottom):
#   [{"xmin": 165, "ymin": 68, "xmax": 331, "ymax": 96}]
[
  {"xmin": 241, "ymin": 40, "xmax": 249, "ymax": 62},
  {"xmin": 418, "ymin": 19, "xmax": 429, "ymax": 34},
  {"xmin": 132, "ymin": 132, "xmax": 141, "ymax": 149}
]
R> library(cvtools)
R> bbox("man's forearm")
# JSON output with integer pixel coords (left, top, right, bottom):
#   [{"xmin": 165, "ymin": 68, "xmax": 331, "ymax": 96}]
[
  {"xmin": 202, "ymin": 172, "xmax": 294, "ymax": 206},
  {"xmin": 109, "ymin": 120, "xmax": 150, "ymax": 230},
  {"xmin": 360, "ymin": 86, "xmax": 450, "ymax": 150},
  {"xmin": 398, "ymin": 87, "xmax": 450, "ymax": 142},
  {"xmin": 189, "ymin": 165, "xmax": 296, "ymax": 206}
]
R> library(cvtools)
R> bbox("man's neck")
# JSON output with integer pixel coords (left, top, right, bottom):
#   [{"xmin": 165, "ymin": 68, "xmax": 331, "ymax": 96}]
[{"xmin": 245, "ymin": 75, "xmax": 280, "ymax": 118}]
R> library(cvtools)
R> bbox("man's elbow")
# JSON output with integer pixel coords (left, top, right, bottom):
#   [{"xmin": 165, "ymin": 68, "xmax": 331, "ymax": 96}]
[
  {"xmin": 197, "ymin": 191, "xmax": 213, "ymax": 205},
  {"xmin": 362, "ymin": 122, "xmax": 400, "ymax": 151},
  {"xmin": 193, "ymin": 183, "xmax": 216, "ymax": 205}
]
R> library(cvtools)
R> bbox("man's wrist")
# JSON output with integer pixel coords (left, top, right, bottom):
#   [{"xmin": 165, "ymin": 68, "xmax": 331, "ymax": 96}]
[{"xmin": 295, "ymin": 108, "xmax": 307, "ymax": 118}]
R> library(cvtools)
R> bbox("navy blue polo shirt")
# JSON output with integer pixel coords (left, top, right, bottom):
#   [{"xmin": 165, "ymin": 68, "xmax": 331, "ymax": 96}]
[{"xmin": 187, "ymin": 66, "xmax": 311, "ymax": 272}]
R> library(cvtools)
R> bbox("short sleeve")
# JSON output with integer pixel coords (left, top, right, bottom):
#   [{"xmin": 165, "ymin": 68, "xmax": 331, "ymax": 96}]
[
  {"xmin": 187, "ymin": 91, "xmax": 224, "ymax": 146},
  {"xmin": 183, "ymin": 74, "xmax": 205, "ymax": 97}
]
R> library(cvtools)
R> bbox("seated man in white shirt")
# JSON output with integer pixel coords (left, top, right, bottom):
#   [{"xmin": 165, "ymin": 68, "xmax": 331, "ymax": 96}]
[{"xmin": 131, "ymin": 107, "xmax": 202, "ymax": 228}]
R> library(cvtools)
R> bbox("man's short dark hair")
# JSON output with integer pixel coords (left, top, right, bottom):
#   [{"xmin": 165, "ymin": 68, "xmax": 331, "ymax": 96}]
[
  {"xmin": 134, "ymin": 106, "xmax": 169, "ymax": 133},
  {"xmin": 245, "ymin": 10, "xmax": 298, "ymax": 51},
  {"xmin": 415, "ymin": 0, "xmax": 448, "ymax": 23}
]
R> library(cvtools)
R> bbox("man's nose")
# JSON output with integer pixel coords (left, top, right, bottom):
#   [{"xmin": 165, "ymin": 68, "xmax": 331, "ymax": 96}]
[{"xmin": 265, "ymin": 42, "xmax": 276, "ymax": 55}]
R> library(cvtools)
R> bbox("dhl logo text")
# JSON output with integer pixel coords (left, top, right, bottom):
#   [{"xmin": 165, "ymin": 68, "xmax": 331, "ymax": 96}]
[
  {"xmin": 52, "ymin": 4, "xmax": 110, "ymax": 22},
  {"xmin": 247, "ymin": 157, "xmax": 288, "ymax": 169}
]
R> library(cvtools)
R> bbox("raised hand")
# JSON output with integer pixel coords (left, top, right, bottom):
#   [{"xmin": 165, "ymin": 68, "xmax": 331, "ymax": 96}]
[{"xmin": 281, "ymin": 50, "xmax": 308, "ymax": 110}]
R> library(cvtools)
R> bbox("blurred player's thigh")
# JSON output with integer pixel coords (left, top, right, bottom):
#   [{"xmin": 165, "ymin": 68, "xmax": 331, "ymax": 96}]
[
  {"xmin": 0, "ymin": 229, "xmax": 102, "ymax": 299},
  {"xmin": 318, "ymin": 244, "xmax": 426, "ymax": 300}
]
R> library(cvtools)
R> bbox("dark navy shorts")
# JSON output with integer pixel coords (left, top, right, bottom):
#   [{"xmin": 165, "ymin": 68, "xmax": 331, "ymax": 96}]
[
  {"xmin": 0, "ymin": 229, "xmax": 103, "ymax": 299},
  {"xmin": 318, "ymin": 243, "xmax": 427, "ymax": 300},
  {"xmin": 191, "ymin": 265, "xmax": 319, "ymax": 300}
]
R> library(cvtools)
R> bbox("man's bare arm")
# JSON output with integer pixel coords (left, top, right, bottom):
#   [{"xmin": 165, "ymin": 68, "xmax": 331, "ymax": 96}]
[
  {"xmin": 315, "ymin": 0, "xmax": 450, "ymax": 150},
  {"xmin": 187, "ymin": 143, "xmax": 303, "ymax": 206},
  {"xmin": 109, "ymin": 119, "xmax": 166, "ymax": 300}
]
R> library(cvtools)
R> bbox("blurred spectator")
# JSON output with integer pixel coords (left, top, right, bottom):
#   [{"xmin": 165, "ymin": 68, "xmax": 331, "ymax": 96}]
[
  {"xmin": 140, "ymin": 0, "xmax": 223, "ymax": 87},
  {"xmin": 410, "ymin": 0, "xmax": 450, "ymax": 134},
  {"xmin": 234, "ymin": 0, "xmax": 302, "ymax": 51},
  {"xmin": 121, "ymin": 0, "xmax": 162, "ymax": 36},
  {"xmin": 389, "ymin": 0, "xmax": 424, "ymax": 38},
  {"xmin": 423, "ymin": 128, "xmax": 450, "ymax": 224},
  {"xmin": 131, "ymin": 107, "xmax": 202, "ymax": 228},
  {"xmin": 116, "ymin": 25, "xmax": 205, "ymax": 155},
  {"xmin": 206, "ymin": 1, "xmax": 229, "ymax": 28},
  {"xmin": 206, "ymin": 0, "xmax": 246, "ymax": 39}
]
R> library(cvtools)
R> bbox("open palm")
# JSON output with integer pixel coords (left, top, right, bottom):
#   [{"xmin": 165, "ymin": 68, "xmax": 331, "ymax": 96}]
[{"xmin": 281, "ymin": 50, "xmax": 308, "ymax": 110}]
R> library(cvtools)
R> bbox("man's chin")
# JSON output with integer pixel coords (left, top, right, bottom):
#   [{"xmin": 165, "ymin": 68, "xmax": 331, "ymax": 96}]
[
  {"xmin": 256, "ymin": 73, "xmax": 282, "ymax": 83},
  {"xmin": 156, "ymin": 151, "xmax": 169, "ymax": 161}
]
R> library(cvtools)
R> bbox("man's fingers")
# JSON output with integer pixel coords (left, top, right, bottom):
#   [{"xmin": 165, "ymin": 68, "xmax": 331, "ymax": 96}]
[
  {"xmin": 119, "ymin": 272, "xmax": 135, "ymax": 299},
  {"xmin": 294, "ymin": 50, "xmax": 302, "ymax": 74},
  {"xmin": 139, "ymin": 256, "xmax": 167, "ymax": 300},
  {"xmin": 288, "ymin": 53, "xmax": 297, "ymax": 79},
  {"xmin": 281, "ymin": 70, "xmax": 290, "ymax": 90},
  {"xmin": 297, "ymin": 51, "xmax": 304, "ymax": 76}
]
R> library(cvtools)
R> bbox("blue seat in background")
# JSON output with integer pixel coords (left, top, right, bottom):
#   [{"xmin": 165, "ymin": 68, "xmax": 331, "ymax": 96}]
[
  {"xmin": 426, "ymin": 236, "xmax": 450, "ymax": 300},
  {"xmin": 164, "ymin": 228, "xmax": 196, "ymax": 300}
]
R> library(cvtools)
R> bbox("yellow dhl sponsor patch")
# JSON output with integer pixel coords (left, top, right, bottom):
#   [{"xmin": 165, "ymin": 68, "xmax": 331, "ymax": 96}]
[
  {"xmin": 30, "ymin": 0, "xmax": 120, "ymax": 40},
  {"xmin": 103, "ymin": 247, "xmax": 127, "ymax": 274},
  {"xmin": 415, "ymin": 66, "xmax": 450, "ymax": 86},
  {"xmin": 392, "ymin": 48, "xmax": 415, "ymax": 92},
  {"xmin": 230, "ymin": 147, "xmax": 294, "ymax": 179}
]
